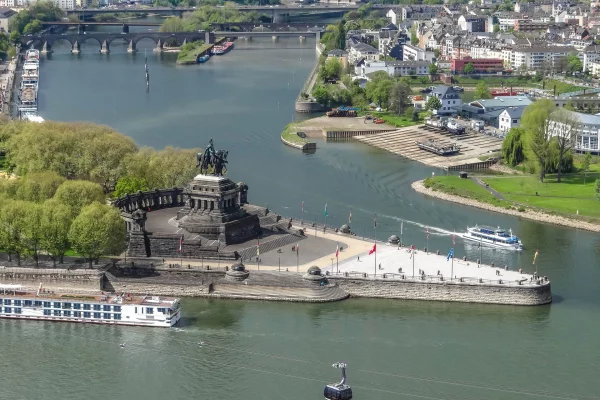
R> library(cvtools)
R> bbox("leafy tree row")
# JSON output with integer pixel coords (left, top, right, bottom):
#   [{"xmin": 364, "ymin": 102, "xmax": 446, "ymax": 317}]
[
  {"xmin": 0, "ymin": 121, "xmax": 200, "ymax": 195},
  {"xmin": 8, "ymin": 2, "xmax": 65, "ymax": 35},
  {"xmin": 159, "ymin": 4, "xmax": 263, "ymax": 32},
  {"xmin": 0, "ymin": 174, "xmax": 125, "ymax": 267}
]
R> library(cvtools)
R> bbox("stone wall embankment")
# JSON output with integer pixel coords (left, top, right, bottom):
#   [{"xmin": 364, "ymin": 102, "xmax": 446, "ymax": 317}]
[
  {"xmin": 0, "ymin": 267, "xmax": 103, "ymax": 293},
  {"xmin": 412, "ymin": 179, "xmax": 600, "ymax": 233},
  {"xmin": 329, "ymin": 276, "xmax": 552, "ymax": 306}
]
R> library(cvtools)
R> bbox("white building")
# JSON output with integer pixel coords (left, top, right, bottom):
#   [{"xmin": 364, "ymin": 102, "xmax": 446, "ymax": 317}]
[
  {"xmin": 510, "ymin": 46, "xmax": 575, "ymax": 70},
  {"xmin": 457, "ymin": 14, "xmax": 493, "ymax": 33},
  {"xmin": 498, "ymin": 107, "xmax": 524, "ymax": 132},
  {"xmin": 403, "ymin": 44, "xmax": 435, "ymax": 62},
  {"xmin": 14, "ymin": 0, "xmax": 74, "ymax": 8},
  {"xmin": 347, "ymin": 42, "xmax": 380, "ymax": 65},
  {"xmin": 548, "ymin": 110, "xmax": 600, "ymax": 154},
  {"xmin": 361, "ymin": 60, "xmax": 430, "ymax": 77},
  {"xmin": 427, "ymin": 85, "xmax": 462, "ymax": 115}
]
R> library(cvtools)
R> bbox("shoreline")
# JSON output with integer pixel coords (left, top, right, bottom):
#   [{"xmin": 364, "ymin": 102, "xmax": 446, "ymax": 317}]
[{"xmin": 411, "ymin": 179, "xmax": 600, "ymax": 233}]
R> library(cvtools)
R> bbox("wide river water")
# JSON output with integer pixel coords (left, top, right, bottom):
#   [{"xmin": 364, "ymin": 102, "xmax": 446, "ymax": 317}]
[{"xmin": 3, "ymin": 24, "xmax": 600, "ymax": 400}]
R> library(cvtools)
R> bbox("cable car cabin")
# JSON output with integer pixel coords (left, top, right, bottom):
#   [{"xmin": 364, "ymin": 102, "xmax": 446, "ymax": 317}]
[{"xmin": 324, "ymin": 383, "xmax": 353, "ymax": 400}]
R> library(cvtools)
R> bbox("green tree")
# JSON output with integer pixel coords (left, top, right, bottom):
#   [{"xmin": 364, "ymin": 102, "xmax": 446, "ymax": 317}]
[
  {"xmin": 428, "ymin": 63, "xmax": 438, "ymax": 75},
  {"xmin": 549, "ymin": 109, "xmax": 578, "ymax": 182},
  {"xmin": 389, "ymin": 81, "xmax": 412, "ymax": 115},
  {"xmin": 23, "ymin": 20, "xmax": 43, "ymax": 35},
  {"xmin": 40, "ymin": 200, "xmax": 73, "ymax": 266},
  {"xmin": 69, "ymin": 203, "xmax": 127, "ymax": 268},
  {"xmin": 582, "ymin": 152, "xmax": 592, "ymax": 184},
  {"xmin": 159, "ymin": 16, "xmax": 186, "ymax": 32},
  {"xmin": 567, "ymin": 55, "xmax": 583, "ymax": 74},
  {"xmin": 0, "ymin": 200, "xmax": 28, "ymax": 265},
  {"xmin": 114, "ymin": 176, "xmax": 150, "ymax": 198},
  {"xmin": 335, "ymin": 20, "xmax": 346, "ymax": 50},
  {"xmin": 426, "ymin": 96, "xmax": 442, "ymax": 111},
  {"xmin": 53, "ymin": 180, "xmax": 105, "ymax": 218},
  {"xmin": 319, "ymin": 57, "xmax": 343, "ymax": 82},
  {"xmin": 410, "ymin": 26, "xmax": 418, "ymax": 46},
  {"xmin": 15, "ymin": 171, "xmax": 65, "ymax": 203},
  {"xmin": 521, "ymin": 99, "xmax": 555, "ymax": 182},
  {"xmin": 9, "ymin": 31, "xmax": 21, "ymax": 45},
  {"xmin": 596, "ymin": 178, "xmax": 600, "ymax": 200},
  {"xmin": 463, "ymin": 62, "xmax": 475, "ymax": 74},
  {"xmin": 313, "ymin": 85, "xmax": 329, "ymax": 105},
  {"xmin": 474, "ymin": 81, "xmax": 492, "ymax": 100},
  {"xmin": 501, "ymin": 127, "xmax": 526, "ymax": 166},
  {"xmin": 22, "ymin": 203, "xmax": 43, "ymax": 267}
]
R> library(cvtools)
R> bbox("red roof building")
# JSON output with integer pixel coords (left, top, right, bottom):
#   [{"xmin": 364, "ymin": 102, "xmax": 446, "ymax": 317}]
[{"xmin": 451, "ymin": 57, "xmax": 504, "ymax": 74}]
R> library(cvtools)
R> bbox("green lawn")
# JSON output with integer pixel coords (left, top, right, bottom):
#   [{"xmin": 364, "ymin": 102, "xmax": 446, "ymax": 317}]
[
  {"xmin": 482, "ymin": 174, "xmax": 600, "ymax": 218},
  {"xmin": 177, "ymin": 42, "xmax": 212, "ymax": 64},
  {"xmin": 280, "ymin": 123, "xmax": 308, "ymax": 145},
  {"xmin": 424, "ymin": 176, "xmax": 504, "ymax": 207}
]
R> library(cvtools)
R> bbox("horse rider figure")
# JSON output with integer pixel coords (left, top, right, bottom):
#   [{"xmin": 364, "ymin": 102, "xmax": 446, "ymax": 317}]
[
  {"xmin": 196, "ymin": 138, "xmax": 217, "ymax": 175},
  {"xmin": 213, "ymin": 150, "xmax": 229, "ymax": 176}
]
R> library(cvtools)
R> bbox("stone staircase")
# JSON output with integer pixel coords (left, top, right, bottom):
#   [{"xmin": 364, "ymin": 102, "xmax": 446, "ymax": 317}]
[
  {"xmin": 211, "ymin": 283, "xmax": 349, "ymax": 303},
  {"xmin": 237, "ymin": 233, "xmax": 306, "ymax": 261}
]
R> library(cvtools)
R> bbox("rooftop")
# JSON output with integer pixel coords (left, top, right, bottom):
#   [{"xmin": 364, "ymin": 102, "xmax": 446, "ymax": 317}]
[
  {"xmin": 554, "ymin": 109, "xmax": 600, "ymax": 125},
  {"xmin": 471, "ymin": 96, "xmax": 532, "ymax": 109}
]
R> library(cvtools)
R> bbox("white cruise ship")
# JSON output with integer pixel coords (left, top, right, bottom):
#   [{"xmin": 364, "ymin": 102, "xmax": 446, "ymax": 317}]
[
  {"xmin": 462, "ymin": 225, "xmax": 523, "ymax": 251},
  {"xmin": 0, "ymin": 284, "xmax": 181, "ymax": 328}
]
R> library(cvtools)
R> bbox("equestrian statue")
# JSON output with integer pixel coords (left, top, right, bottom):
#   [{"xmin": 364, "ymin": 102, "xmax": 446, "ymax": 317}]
[{"xmin": 196, "ymin": 138, "xmax": 228, "ymax": 176}]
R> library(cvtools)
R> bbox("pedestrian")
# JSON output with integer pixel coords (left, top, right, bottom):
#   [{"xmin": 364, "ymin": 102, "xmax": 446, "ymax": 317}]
[{"xmin": 358, "ymin": 256, "xmax": 360, "ymax": 262}]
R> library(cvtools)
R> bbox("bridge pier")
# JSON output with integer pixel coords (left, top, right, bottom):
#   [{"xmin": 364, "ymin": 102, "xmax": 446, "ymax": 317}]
[
  {"xmin": 71, "ymin": 40, "xmax": 80, "ymax": 54},
  {"xmin": 299, "ymin": 36, "xmax": 306, "ymax": 43},
  {"xmin": 127, "ymin": 40, "xmax": 137, "ymax": 53},
  {"xmin": 272, "ymin": 11, "xmax": 289, "ymax": 23},
  {"xmin": 153, "ymin": 39, "xmax": 163, "ymax": 53},
  {"xmin": 41, "ymin": 41, "xmax": 52, "ymax": 54},
  {"xmin": 272, "ymin": 35, "xmax": 279, "ymax": 42},
  {"xmin": 243, "ymin": 36, "xmax": 252, "ymax": 41},
  {"xmin": 100, "ymin": 40, "xmax": 110, "ymax": 54},
  {"xmin": 181, "ymin": 38, "xmax": 187, "ymax": 47},
  {"xmin": 121, "ymin": 24, "xmax": 129, "ymax": 34}
]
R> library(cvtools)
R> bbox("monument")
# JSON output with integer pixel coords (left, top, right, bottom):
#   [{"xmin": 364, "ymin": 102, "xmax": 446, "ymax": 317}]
[{"xmin": 175, "ymin": 139, "xmax": 262, "ymax": 244}]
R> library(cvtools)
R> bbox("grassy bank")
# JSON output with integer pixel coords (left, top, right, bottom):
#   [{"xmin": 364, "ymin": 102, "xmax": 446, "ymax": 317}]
[
  {"xmin": 426, "ymin": 173, "xmax": 600, "ymax": 219},
  {"xmin": 176, "ymin": 41, "xmax": 212, "ymax": 64},
  {"xmin": 368, "ymin": 111, "xmax": 425, "ymax": 128},
  {"xmin": 281, "ymin": 123, "xmax": 308, "ymax": 145}
]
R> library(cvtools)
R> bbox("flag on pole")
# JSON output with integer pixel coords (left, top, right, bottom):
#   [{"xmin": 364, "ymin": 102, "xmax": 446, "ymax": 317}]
[
  {"xmin": 401, "ymin": 221, "xmax": 403, "ymax": 235},
  {"xmin": 256, "ymin": 239, "xmax": 260, "ymax": 256},
  {"xmin": 426, "ymin": 227, "xmax": 429, "ymax": 239},
  {"xmin": 453, "ymin": 230, "xmax": 456, "ymax": 246},
  {"xmin": 533, "ymin": 249, "xmax": 539, "ymax": 264},
  {"xmin": 178, "ymin": 236, "xmax": 183, "ymax": 253},
  {"xmin": 410, "ymin": 244, "xmax": 415, "ymax": 259},
  {"xmin": 374, "ymin": 214, "xmax": 377, "ymax": 229},
  {"xmin": 349, "ymin": 209, "xmax": 352, "ymax": 224},
  {"xmin": 302, "ymin": 201, "xmax": 304, "ymax": 213},
  {"xmin": 335, "ymin": 244, "xmax": 339, "ymax": 258},
  {"xmin": 324, "ymin": 203, "xmax": 328, "ymax": 218},
  {"xmin": 296, "ymin": 243, "xmax": 300, "ymax": 252},
  {"xmin": 446, "ymin": 248, "xmax": 454, "ymax": 261},
  {"xmin": 368, "ymin": 243, "xmax": 377, "ymax": 255}
]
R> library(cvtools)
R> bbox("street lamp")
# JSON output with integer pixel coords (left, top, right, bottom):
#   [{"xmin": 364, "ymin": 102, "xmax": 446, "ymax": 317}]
[{"xmin": 330, "ymin": 258, "xmax": 334, "ymax": 275}]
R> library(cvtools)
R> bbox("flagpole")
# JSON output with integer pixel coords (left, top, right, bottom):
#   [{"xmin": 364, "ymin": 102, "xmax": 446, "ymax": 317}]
[
  {"xmin": 412, "ymin": 248, "xmax": 415, "ymax": 278},
  {"xmin": 296, "ymin": 244, "xmax": 299, "ymax": 272},
  {"xmin": 451, "ymin": 231, "xmax": 455, "ymax": 281},
  {"xmin": 374, "ymin": 214, "xmax": 377, "ymax": 277},
  {"xmin": 426, "ymin": 227, "xmax": 429, "ymax": 254}
]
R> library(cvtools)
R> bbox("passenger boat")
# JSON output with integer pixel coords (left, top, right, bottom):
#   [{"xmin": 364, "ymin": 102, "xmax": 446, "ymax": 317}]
[
  {"xmin": 461, "ymin": 225, "xmax": 523, "ymax": 251},
  {"xmin": 197, "ymin": 54, "xmax": 210, "ymax": 63},
  {"xmin": 25, "ymin": 49, "xmax": 39, "ymax": 63},
  {"xmin": 0, "ymin": 284, "xmax": 181, "ymax": 327},
  {"xmin": 416, "ymin": 139, "xmax": 460, "ymax": 155}
]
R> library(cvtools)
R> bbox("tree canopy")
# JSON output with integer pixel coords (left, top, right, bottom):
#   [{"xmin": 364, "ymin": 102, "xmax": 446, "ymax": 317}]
[
  {"xmin": 159, "ymin": 5, "xmax": 261, "ymax": 32},
  {"xmin": 9, "ymin": 2, "xmax": 65, "ymax": 35},
  {"xmin": 319, "ymin": 57, "xmax": 343, "ymax": 82},
  {"xmin": 463, "ymin": 63, "xmax": 475, "ymax": 74},
  {"xmin": 474, "ymin": 81, "xmax": 492, "ymax": 100}
]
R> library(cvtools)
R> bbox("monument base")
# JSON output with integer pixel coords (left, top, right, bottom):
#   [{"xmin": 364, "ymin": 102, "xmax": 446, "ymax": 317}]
[{"xmin": 177, "ymin": 212, "xmax": 261, "ymax": 244}]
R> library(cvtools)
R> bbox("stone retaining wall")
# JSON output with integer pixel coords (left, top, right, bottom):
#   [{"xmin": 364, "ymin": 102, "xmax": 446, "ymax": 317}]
[
  {"xmin": 329, "ymin": 276, "xmax": 552, "ymax": 306},
  {"xmin": 0, "ymin": 267, "xmax": 103, "ymax": 293}
]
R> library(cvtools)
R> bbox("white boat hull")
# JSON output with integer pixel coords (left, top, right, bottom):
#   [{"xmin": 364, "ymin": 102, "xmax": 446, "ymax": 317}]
[{"xmin": 461, "ymin": 233, "xmax": 523, "ymax": 251}]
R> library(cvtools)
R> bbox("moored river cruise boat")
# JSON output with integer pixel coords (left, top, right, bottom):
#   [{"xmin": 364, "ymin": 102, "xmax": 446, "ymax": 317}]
[
  {"xmin": 0, "ymin": 284, "xmax": 181, "ymax": 327},
  {"xmin": 461, "ymin": 225, "xmax": 523, "ymax": 251}
]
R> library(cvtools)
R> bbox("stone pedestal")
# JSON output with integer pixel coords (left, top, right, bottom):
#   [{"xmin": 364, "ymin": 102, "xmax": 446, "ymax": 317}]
[{"xmin": 176, "ymin": 175, "xmax": 260, "ymax": 244}]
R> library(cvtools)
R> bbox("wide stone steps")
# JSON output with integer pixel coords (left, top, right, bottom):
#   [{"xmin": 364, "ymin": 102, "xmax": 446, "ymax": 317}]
[{"xmin": 212, "ymin": 283, "xmax": 349, "ymax": 302}]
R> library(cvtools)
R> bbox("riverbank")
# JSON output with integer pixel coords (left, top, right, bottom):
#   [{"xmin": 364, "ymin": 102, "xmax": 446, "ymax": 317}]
[
  {"xmin": 0, "ymin": 56, "xmax": 18, "ymax": 117},
  {"xmin": 412, "ymin": 178, "xmax": 600, "ymax": 233}
]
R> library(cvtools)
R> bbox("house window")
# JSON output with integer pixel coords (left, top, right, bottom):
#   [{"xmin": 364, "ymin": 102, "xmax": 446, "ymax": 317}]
[
  {"xmin": 14, "ymin": 300, "xmax": 21, "ymax": 306},
  {"xmin": 63, "ymin": 311, "xmax": 71, "ymax": 317},
  {"xmin": 93, "ymin": 304, "xmax": 101, "ymax": 311},
  {"xmin": 103, "ymin": 313, "xmax": 111, "ymax": 320},
  {"xmin": 513, "ymin": 119, "xmax": 518, "ymax": 123},
  {"xmin": 34, "ymin": 301, "xmax": 42, "ymax": 307},
  {"xmin": 74, "ymin": 303, "xmax": 81, "ymax": 310},
  {"xmin": 93, "ymin": 312, "xmax": 101, "ymax": 319},
  {"xmin": 146, "ymin": 307, "xmax": 154, "ymax": 314},
  {"xmin": 54, "ymin": 302, "xmax": 61, "ymax": 308},
  {"xmin": 84, "ymin": 312, "xmax": 91, "ymax": 318},
  {"xmin": 44, "ymin": 309, "xmax": 51, "ymax": 316},
  {"xmin": 4, "ymin": 307, "xmax": 11, "ymax": 313},
  {"xmin": 158, "ymin": 308, "xmax": 165, "ymax": 313},
  {"xmin": 3, "ymin": 299, "xmax": 10, "ymax": 305},
  {"xmin": 53, "ymin": 310, "xmax": 61, "ymax": 316},
  {"xmin": 83, "ymin": 304, "xmax": 91, "ymax": 310},
  {"xmin": 114, "ymin": 314, "xmax": 122, "ymax": 320},
  {"xmin": 63, "ymin": 303, "xmax": 71, "ymax": 309},
  {"xmin": 103, "ymin": 305, "xmax": 111, "ymax": 312},
  {"xmin": 24, "ymin": 300, "xmax": 32, "ymax": 306},
  {"xmin": 43, "ymin": 301, "xmax": 51, "ymax": 308},
  {"xmin": 74, "ymin": 311, "xmax": 81, "ymax": 318},
  {"xmin": 114, "ymin": 306, "xmax": 121, "ymax": 312}
]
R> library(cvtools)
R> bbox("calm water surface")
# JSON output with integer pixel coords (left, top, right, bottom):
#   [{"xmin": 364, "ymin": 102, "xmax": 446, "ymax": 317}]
[{"xmin": 3, "ymin": 30, "xmax": 599, "ymax": 400}]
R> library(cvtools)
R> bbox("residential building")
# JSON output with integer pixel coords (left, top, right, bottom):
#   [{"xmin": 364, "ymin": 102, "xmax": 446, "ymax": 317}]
[
  {"xmin": 0, "ymin": 6, "xmax": 15, "ymax": 31},
  {"xmin": 458, "ymin": 96, "xmax": 531, "ymax": 127},
  {"xmin": 347, "ymin": 42, "xmax": 379, "ymax": 65},
  {"xmin": 403, "ymin": 44, "xmax": 435, "ymax": 62},
  {"xmin": 582, "ymin": 44, "xmax": 600, "ymax": 72},
  {"xmin": 15, "ymin": 0, "xmax": 75, "ymax": 8},
  {"xmin": 510, "ymin": 46, "xmax": 575, "ymax": 70},
  {"xmin": 458, "ymin": 14, "xmax": 493, "ymax": 33},
  {"xmin": 452, "ymin": 57, "xmax": 504, "ymax": 74},
  {"xmin": 498, "ymin": 107, "xmax": 524, "ymax": 132},
  {"xmin": 327, "ymin": 49, "xmax": 348, "ymax": 70},
  {"xmin": 427, "ymin": 85, "xmax": 462, "ymax": 115},
  {"xmin": 547, "ymin": 110, "xmax": 600, "ymax": 154},
  {"xmin": 588, "ymin": 60, "xmax": 600, "ymax": 76},
  {"xmin": 0, "ymin": 0, "xmax": 14, "ymax": 7},
  {"xmin": 361, "ymin": 60, "xmax": 430, "ymax": 77},
  {"xmin": 514, "ymin": 19, "xmax": 550, "ymax": 31},
  {"xmin": 497, "ymin": 12, "xmax": 520, "ymax": 31}
]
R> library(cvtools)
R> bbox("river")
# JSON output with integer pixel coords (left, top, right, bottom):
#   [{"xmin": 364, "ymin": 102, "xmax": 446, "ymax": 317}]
[{"xmin": 3, "ymin": 22, "xmax": 599, "ymax": 400}]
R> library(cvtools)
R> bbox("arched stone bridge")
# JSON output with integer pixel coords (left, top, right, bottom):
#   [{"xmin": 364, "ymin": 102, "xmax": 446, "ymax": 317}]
[{"xmin": 22, "ymin": 31, "xmax": 212, "ymax": 54}]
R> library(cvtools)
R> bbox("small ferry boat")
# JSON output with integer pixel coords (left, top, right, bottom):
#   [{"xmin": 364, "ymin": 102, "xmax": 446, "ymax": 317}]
[
  {"xmin": 212, "ymin": 41, "xmax": 234, "ymax": 55},
  {"xmin": 416, "ymin": 139, "xmax": 460, "ymax": 155},
  {"xmin": 0, "ymin": 284, "xmax": 181, "ymax": 327},
  {"xmin": 197, "ymin": 54, "xmax": 210, "ymax": 63},
  {"xmin": 462, "ymin": 225, "xmax": 523, "ymax": 251}
]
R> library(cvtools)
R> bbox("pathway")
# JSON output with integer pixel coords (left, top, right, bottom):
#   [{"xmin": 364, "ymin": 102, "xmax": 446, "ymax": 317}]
[{"xmin": 471, "ymin": 177, "xmax": 505, "ymax": 200}]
